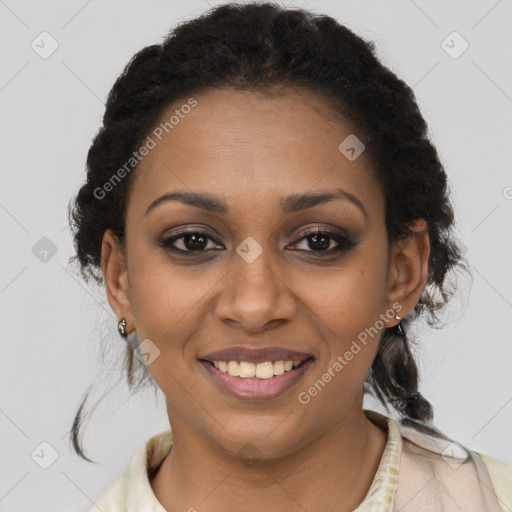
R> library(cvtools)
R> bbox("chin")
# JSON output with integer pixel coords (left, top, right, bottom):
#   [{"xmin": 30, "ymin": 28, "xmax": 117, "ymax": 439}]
[{"xmin": 209, "ymin": 419, "xmax": 307, "ymax": 463}]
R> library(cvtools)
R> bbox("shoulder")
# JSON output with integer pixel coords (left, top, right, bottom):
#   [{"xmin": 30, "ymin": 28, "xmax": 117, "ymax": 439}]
[
  {"xmin": 477, "ymin": 451, "xmax": 512, "ymax": 512},
  {"xmin": 88, "ymin": 469, "xmax": 130, "ymax": 512},
  {"xmin": 88, "ymin": 430, "xmax": 173, "ymax": 512},
  {"xmin": 396, "ymin": 419, "xmax": 512, "ymax": 511}
]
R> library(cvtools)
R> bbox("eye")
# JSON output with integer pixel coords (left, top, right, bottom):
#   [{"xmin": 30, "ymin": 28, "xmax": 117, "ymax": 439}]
[
  {"xmin": 158, "ymin": 230, "xmax": 223, "ymax": 253},
  {"xmin": 158, "ymin": 227, "xmax": 358, "ymax": 256},
  {"xmin": 289, "ymin": 228, "xmax": 357, "ymax": 254}
]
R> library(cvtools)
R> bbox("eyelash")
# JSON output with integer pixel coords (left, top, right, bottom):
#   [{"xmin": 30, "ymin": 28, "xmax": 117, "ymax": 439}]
[{"xmin": 157, "ymin": 227, "xmax": 357, "ymax": 257}]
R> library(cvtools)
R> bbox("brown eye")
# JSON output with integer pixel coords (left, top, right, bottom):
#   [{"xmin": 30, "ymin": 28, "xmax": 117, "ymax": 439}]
[
  {"xmin": 290, "ymin": 229, "xmax": 358, "ymax": 254},
  {"xmin": 180, "ymin": 233, "xmax": 208, "ymax": 251},
  {"xmin": 303, "ymin": 232, "xmax": 332, "ymax": 251},
  {"xmin": 158, "ymin": 230, "xmax": 223, "ymax": 253}
]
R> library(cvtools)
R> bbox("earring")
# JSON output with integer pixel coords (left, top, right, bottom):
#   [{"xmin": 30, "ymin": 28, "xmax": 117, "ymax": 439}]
[
  {"xmin": 395, "ymin": 315, "xmax": 404, "ymax": 337},
  {"xmin": 118, "ymin": 317, "xmax": 128, "ymax": 338}
]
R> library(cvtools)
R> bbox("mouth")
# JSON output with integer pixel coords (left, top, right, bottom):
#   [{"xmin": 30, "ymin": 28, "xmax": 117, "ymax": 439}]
[
  {"xmin": 198, "ymin": 353, "xmax": 315, "ymax": 401},
  {"xmin": 200, "ymin": 357, "xmax": 313, "ymax": 378}
]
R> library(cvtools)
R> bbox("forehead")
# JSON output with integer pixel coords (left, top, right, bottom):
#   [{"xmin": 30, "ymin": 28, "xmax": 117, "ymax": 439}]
[{"xmin": 127, "ymin": 87, "xmax": 384, "ymax": 222}]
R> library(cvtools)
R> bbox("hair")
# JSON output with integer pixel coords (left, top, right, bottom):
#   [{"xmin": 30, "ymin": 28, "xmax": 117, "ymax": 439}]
[{"xmin": 67, "ymin": 1, "xmax": 471, "ymax": 462}]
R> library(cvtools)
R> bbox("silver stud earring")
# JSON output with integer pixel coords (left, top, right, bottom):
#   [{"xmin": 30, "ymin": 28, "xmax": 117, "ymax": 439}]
[{"xmin": 118, "ymin": 318, "xmax": 128, "ymax": 338}]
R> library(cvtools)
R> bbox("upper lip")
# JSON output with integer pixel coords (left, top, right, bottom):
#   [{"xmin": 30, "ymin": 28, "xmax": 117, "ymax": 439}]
[{"xmin": 199, "ymin": 346, "xmax": 314, "ymax": 363}]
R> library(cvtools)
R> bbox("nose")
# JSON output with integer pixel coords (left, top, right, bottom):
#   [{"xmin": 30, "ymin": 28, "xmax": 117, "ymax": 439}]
[{"xmin": 214, "ymin": 248, "xmax": 297, "ymax": 333}]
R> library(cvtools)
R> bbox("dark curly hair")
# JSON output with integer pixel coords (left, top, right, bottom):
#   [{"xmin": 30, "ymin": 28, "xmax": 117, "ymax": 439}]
[{"xmin": 67, "ymin": 1, "xmax": 471, "ymax": 462}]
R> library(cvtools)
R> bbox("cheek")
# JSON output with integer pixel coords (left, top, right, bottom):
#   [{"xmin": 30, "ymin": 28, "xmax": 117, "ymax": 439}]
[
  {"xmin": 295, "ymin": 259, "xmax": 388, "ymax": 379},
  {"xmin": 298, "ymin": 260, "xmax": 386, "ymax": 333},
  {"xmin": 128, "ymin": 243, "xmax": 199, "ymax": 322},
  {"xmin": 127, "ymin": 256, "xmax": 228, "ymax": 360},
  {"xmin": 126, "ymin": 263, "xmax": 208, "ymax": 404},
  {"xmin": 296, "ymin": 272, "xmax": 384, "ymax": 419}
]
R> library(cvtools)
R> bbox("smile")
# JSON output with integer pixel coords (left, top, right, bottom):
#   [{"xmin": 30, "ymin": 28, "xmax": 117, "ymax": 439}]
[
  {"xmin": 210, "ymin": 359, "xmax": 305, "ymax": 379},
  {"xmin": 199, "ymin": 357, "xmax": 314, "ymax": 401}
]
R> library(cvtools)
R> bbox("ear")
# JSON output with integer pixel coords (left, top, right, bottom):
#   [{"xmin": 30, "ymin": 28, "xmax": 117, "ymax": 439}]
[
  {"xmin": 101, "ymin": 229, "xmax": 134, "ymax": 332},
  {"xmin": 385, "ymin": 219, "xmax": 430, "ymax": 326}
]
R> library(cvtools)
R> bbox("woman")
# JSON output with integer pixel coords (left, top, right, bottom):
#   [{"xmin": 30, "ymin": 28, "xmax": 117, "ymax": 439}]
[{"xmin": 67, "ymin": 2, "xmax": 511, "ymax": 511}]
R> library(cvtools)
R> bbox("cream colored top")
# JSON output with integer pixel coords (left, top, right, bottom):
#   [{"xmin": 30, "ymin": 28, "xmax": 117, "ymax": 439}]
[{"xmin": 89, "ymin": 409, "xmax": 512, "ymax": 511}]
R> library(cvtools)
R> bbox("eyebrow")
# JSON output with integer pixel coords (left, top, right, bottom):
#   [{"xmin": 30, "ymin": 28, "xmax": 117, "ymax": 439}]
[{"xmin": 144, "ymin": 187, "xmax": 368, "ymax": 220}]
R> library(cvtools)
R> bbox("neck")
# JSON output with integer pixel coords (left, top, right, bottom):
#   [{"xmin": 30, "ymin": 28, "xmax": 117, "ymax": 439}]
[{"xmin": 150, "ymin": 405, "xmax": 388, "ymax": 512}]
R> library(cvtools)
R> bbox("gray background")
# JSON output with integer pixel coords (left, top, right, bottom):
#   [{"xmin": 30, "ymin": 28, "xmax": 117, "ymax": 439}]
[{"xmin": 0, "ymin": 0, "xmax": 511, "ymax": 510}]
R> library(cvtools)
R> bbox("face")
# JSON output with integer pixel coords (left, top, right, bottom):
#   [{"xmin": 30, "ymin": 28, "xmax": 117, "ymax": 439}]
[{"xmin": 102, "ymin": 87, "xmax": 428, "ymax": 459}]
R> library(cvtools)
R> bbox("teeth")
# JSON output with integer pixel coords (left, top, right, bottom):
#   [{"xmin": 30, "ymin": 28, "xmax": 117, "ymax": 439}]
[
  {"xmin": 238, "ymin": 361, "xmax": 256, "ymax": 378},
  {"xmin": 227, "ymin": 361, "xmax": 239, "ymax": 376},
  {"xmin": 256, "ymin": 361, "xmax": 274, "ymax": 379},
  {"xmin": 213, "ymin": 359, "xmax": 305, "ymax": 379},
  {"xmin": 273, "ymin": 361, "xmax": 285, "ymax": 375}
]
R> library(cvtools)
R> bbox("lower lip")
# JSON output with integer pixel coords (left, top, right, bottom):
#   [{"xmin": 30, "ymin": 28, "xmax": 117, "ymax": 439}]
[{"xmin": 199, "ymin": 359, "xmax": 314, "ymax": 401}]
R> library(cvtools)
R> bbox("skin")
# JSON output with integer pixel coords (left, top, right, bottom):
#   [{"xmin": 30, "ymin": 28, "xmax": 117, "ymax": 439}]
[{"xmin": 101, "ymin": 87, "xmax": 430, "ymax": 512}]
